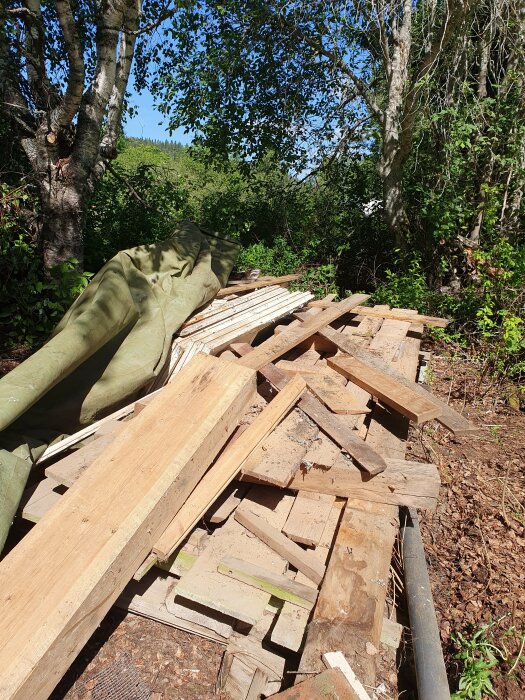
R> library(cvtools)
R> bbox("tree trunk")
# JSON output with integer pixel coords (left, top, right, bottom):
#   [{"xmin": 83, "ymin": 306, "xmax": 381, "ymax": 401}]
[
  {"xmin": 40, "ymin": 173, "xmax": 87, "ymax": 269},
  {"xmin": 380, "ymin": 147, "xmax": 411, "ymax": 251}
]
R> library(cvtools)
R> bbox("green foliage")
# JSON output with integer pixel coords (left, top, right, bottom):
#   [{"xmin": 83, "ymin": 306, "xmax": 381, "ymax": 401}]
[
  {"xmin": 451, "ymin": 625, "xmax": 500, "ymax": 699},
  {"xmin": 0, "ymin": 184, "xmax": 91, "ymax": 350}
]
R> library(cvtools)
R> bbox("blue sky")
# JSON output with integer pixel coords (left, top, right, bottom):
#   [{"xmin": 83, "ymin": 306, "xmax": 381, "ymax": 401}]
[{"xmin": 123, "ymin": 87, "xmax": 194, "ymax": 144}]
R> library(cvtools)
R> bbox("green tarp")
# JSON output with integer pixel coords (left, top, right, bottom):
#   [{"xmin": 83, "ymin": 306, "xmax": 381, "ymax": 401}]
[{"xmin": 0, "ymin": 221, "xmax": 239, "ymax": 551}]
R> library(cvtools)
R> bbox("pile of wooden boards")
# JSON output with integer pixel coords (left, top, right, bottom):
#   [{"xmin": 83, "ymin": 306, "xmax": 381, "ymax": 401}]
[{"xmin": 0, "ymin": 275, "xmax": 477, "ymax": 700}]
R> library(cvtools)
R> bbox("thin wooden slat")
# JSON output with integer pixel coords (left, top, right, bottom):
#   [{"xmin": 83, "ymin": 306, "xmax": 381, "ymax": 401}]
[
  {"xmin": 207, "ymin": 482, "xmax": 250, "ymax": 524},
  {"xmin": 231, "ymin": 343, "xmax": 387, "ymax": 476},
  {"xmin": 180, "ymin": 286, "xmax": 289, "ymax": 336},
  {"xmin": 322, "ymin": 652, "xmax": 372, "ymax": 700},
  {"xmin": 216, "ymin": 274, "xmax": 301, "ymax": 297},
  {"xmin": 218, "ymin": 556, "xmax": 317, "ymax": 609},
  {"xmin": 235, "ymin": 508, "xmax": 326, "ymax": 586},
  {"xmin": 0, "ymin": 354, "xmax": 256, "ymax": 700},
  {"xmin": 235, "ymin": 294, "xmax": 370, "ymax": 371},
  {"xmin": 327, "ymin": 354, "xmax": 441, "ymax": 424},
  {"xmin": 152, "ymin": 374, "xmax": 306, "ymax": 561},
  {"xmin": 318, "ymin": 325, "xmax": 478, "ymax": 435}
]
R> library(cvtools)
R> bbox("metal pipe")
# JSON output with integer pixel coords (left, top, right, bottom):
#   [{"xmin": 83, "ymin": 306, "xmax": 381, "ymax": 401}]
[{"xmin": 401, "ymin": 506, "xmax": 450, "ymax": 700}]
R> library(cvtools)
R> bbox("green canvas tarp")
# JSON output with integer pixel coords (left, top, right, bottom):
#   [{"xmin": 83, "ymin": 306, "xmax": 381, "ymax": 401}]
[{"xmin": 0, "ymin": 221, "xmax": 239, "ymax": 551}]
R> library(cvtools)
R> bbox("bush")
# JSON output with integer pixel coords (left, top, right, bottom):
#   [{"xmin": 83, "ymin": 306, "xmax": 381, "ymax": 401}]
[{"xmin": 0, "ymin": 183, "xmax": 91, "ymax": 350}]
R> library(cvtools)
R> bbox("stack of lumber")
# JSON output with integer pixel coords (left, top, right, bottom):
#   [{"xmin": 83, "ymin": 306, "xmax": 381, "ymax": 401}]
[{"xmin": 1, "ymin": 276, "xmax": 478, "ymax": 700}]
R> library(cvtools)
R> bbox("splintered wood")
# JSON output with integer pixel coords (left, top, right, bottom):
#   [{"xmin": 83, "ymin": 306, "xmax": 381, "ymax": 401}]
[{"xmin": 6, "ymin": 287, "xmax": 473, "ymax": 700}]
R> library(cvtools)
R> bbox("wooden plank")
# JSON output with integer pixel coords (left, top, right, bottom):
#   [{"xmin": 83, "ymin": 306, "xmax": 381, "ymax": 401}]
[
  {"xmin": 327, "ymin": 354, "xmax": 441, "ymax": 424},
  {"xmin": 217, "ymin": 273, "xmax": 301, "ymax": 297},
  {"xmin": 180, "ymin": 286, "xmax": 288, "ymax": 336},
  {"xmin": 282, "ymin": 492, "xmax": 335, "ymax": 546},
  {"xmin": 306, "ymin": 374, "xmax": 371, "ymax": 415},
  {"xmin": 286, "ymin": 453, "xmax": 440, "ymax": 510},
  {"xmin": 235, "ymin": 508, "xmax": 326, "ymax": 585},
  {"xmin": 0, "ymin": 354, "xmax": 256, "ymax": 700},
  {"xmin": 175, "ymin": 488, "xmax": 294, "ymax": 625},
  {"xmin": 318, "ymin": 325, "xmax": 478, "ymax": 435},
  {"xmin": 152, "ymin": 374, "xmax": 306, "ymax": 561},
  {"xmin": 218, "ymin": 556, "xmax": 317, "ymax": 609},
  {"xmin": 307, "ymin": 301, "xmax": 449, "ymax": 327},
  {"xmin": 165, "ymin": 594, "xmax": 235, "ymax": 639},
  {"xmin": 246, "ymin": 668, "xmax": 268, "ymax": 700},
  {"xmin": 236, "ymin": 294, "xmax": 369, "ymax": 371},
  {"xmin": 116, "ymin": 572, "xmax": 229, "ymax": 644},
  {"xmin": 240, "ymin": 409, "xmax": 317, "ymax": 487},
  {"xmin": 19, "ymin": 479, "xmax": 63, "ymax": 523},
  {"xmin": 322, "ymin": 652, "xmax": 372, "ymax": 700},
  {"xmin": 231, "ymin": 343, "xmax": 387, "ymax": 476},
  {"xmin": 272, "ymin": 669, "xmax": 358, "ymax": 699},
  {"xmin": 276, "ymin": 359, "xmax": 337, "ymax": 377}
]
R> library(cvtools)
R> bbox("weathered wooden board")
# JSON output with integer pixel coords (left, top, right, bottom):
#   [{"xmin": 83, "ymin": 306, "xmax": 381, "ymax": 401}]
[
  {"xmin": 218, "ymin": 556, "xmax": 317, "ymax": 609},
  {"xmin": 0, "ymin": 354, "xmax": 255, "ymax": 700},
  {"xmin": 282, "ymin": 491, "xmax": 336, "ymax": 546},
  {"xmin": 328, "ymin": 354, "xmax": 441, "ymax": 424},
  {"xmin": 319, "ymin": 325, "xmax": 478, "ymax": 435},
  {"xmin": 241, "ymin": 408, "xmax": 317, "ymax": 487},
  {"xmin": 217, "ymin": 274, "xmax": 301, "ymax": 297}
]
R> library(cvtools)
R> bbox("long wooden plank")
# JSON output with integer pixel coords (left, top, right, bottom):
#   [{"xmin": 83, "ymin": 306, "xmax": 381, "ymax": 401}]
[
  {"xmin": 318, "ymin": 325, "xmax": 478, "ymax": 435},
  {"xmin": 327, "ymin": 354, "xmax": 441, "ymax": 424},
  {"xmin": 218, "ymin": 556, "xmax": 318, "ymax": 609},
  {"xmin": 235, "ymin": 294, "xmax": 369, "ymax": 371},
  {"xmin": 217, "ymin": 274, "xmax": 301, "ymax": 297},
  {"xmin": 285, "ymin": 456, "xmax": 440, "ymax": 509},
  {"xmin": 307, "ymin": 301, "xmax": 449, "ymax": 327},
  {"xmin": 152, "ymin": 374, "xmax": 306, "ymax": 561},
  {"xmin": 231, "ymin": 343, "xmax": 387, "ymax": 476},
  {"xmin": 235, "ymin": 508, "xmax": 326, "ymax": 585},
  {"xmin": 0, "ymin": 355, "xmax": 256, "ymax": 700}
]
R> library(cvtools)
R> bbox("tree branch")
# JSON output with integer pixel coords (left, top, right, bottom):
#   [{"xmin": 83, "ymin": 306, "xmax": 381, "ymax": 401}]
[
  {"xmin": 51, "ymin": 0, "xmax": 85, "ymax": 130},
  {"xmin": 99, "ymin": 0, "xmax": 140, "ymax": 159}
]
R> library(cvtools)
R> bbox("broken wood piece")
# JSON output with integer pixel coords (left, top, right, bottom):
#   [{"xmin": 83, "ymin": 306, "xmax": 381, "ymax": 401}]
[
  {"xmin": 275, "ymin": 359, "xmax": 337, "ymax": 377},
  {"xmin": 318, "ymin": 326, "xmax": 478, "ymax": 435},
  {"xmin": 0, "ymin": 354, "xmax": 256, "ymax": 700},
  {"xmin": 235, "ymin": 293, "xmax": 369, "ymax": 371},
  {"xmin": 381, "ymin": 617, "xmax": 403, "ymax": 649},
  {"xmin": 19, "ymin": 478, "xmax": 63, "ymax": 523},
  {"xmin": 240, "ymin": 409, "xmax": 317, "ymax": 487},
  {"xmin": 305, "ymin": 373, "xmax": 371, "ymax": 415},
  {"xmin": 235, "ymin": 508, "xmax": 326, "ymax": 585},
  {"xmin": 328, "ymin": 354, "xmax": 441, "ymax": 424},
  {"xmin": 152, "ymin": 374, "xmax": 306, "ymax": 561},
  {"xmin": 218, "ymin": 556, "xmax": 317, "ymax": 609},
  {"xmin": 217, "ymin": 273, "xmax": 301, "ymax": 297},
  {"xmin": 322, "ymin": 651, "xmax": 372, "ymax": 700},
  {"xmin": 231, "ymin": 343, "xmax": 387, "ymax": 476},
  {"xmin": 282, "ymin": 492, "xmax": 335, "ymax": 546},
  {"xmin": 272, "ymin": 668, "xmax": 358, "ymax": 699},
  {"xmin": 207, "ymin": 482, "xmax": 250, "ymax": 524},
  {"xmin": 246, "ymin": 668, "xmax": 268, "ymax": 700}
]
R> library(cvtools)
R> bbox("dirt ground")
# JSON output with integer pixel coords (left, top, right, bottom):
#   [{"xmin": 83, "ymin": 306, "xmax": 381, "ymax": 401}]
[{"xmin": 1, "ymin": 341, "xmax": 524, "ymax": 698}]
